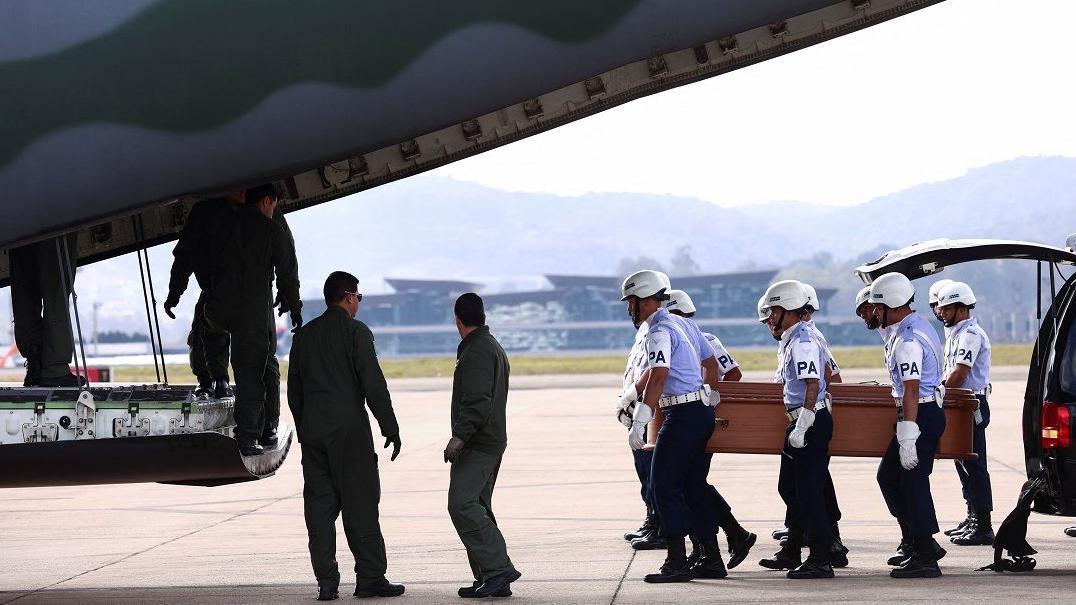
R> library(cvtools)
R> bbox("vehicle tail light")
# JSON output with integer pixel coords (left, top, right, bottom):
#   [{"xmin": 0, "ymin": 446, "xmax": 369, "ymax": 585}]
[{"xmin": 1042, "ymin": 402, "xmax": 1071, "ymax": 449}]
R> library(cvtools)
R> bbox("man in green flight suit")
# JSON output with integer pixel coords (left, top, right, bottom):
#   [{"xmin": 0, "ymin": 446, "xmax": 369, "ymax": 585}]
[
  {"xmin": 204, "ymin": 183, "xmax": 301, "ymax": 456},
  {"xmin": 289, "ymin": 271, "xmax": 405, "ymax": 601},
  {"xmin": 164, "ymin": 190, "xmax": 244, "ymax": 398},
  {"xmin": 444, "ymin": 293, "xmax": 522, "ymax": 599},
  {"xmin": 9, "ymin": 233, "xmax": 81, "ymax": 387}
]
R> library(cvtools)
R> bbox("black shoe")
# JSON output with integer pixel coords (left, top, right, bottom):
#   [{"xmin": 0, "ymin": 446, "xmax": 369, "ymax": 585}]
[
  {"xmin": 631, "ymin": 530, "xmax": 667, "ymax": 550},
  {"xmin": 38, "ymin": 373, "xmax": 87, "ymax": 388},
  {"xmin": 258, "ymin": 426, "xmax": 279, "ymax": 447},
  {"xmin": 473, "ymin": 570, "xmax": 520, "ymax": 598},
  {"xmin": 772, "ymin": 527, "xmax": 790, "ymax": 541},
  {"xmin": 238, "ymin": 439, "xmax": 264, "ymax": 457},
  {"xmin": 687, "ymin": 537, "xmax": 702, "ymax": 568},
  {"xmin": 944, "ymin": 514, "xmax": 972, "ymax": 537},
  {"xmin": 22, "ymin": 355, "xmax": 41, "ymax": 387},
  {"xmin": 193, "ymin": 383, "xmax": 213, "ymax": 399},
  {"xmin": 759, "ymin": 545, "xmax": 802, "ymax": 570},
  {"xmin": 689, "ymin": 540, "xmax": 728, "ymax": 579},
  {"xmin": 886, "ymin": 542, "xmax": 913, "ymax": 566},
  {"xmin": 787, "ymin": 555, "xmax": 835, "ymax": 579},
  {"xmin": 890, "ymin": 557, "xmax": 942, "ymax": 578},
  {"xmin": 1066, "ymin": 526, "xmax": 1076, "ymax": 537},
  {"xmin": 354, "ymin": 577, "xmax": 405, "ymax": 598},
  {"xmin": 725, "ymin": 529, "xmax": 757, "ymax": 570},
  {"xmin": 643, "ymin": 562, "xmax": 693, "ymax": 583},
  {"xmin": 459, "ymin": 581, "xmax": 512, "ymax": 598},
  {"xmin": 829, "ymin": 538, "xmax": 849, "ymax": 568},
  {"xmin": 317, "ymin": 586, "xmax": 339, "ymax": 601},
  {"xmin": 625, "ymin": 517, "xmax": 655, "ymax": 541},
  {"xmin": 952, "ymin": 515, "xmax": 994, "ymax": 546},
  {"xmin": 212, "ymin": 377, "xmax": 232, "ymax": 399}
]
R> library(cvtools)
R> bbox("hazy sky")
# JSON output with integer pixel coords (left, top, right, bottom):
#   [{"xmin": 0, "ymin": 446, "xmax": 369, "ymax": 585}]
[{"xmin": 434, "ymin": 0, "xmax": 1076, "ymax": 206}]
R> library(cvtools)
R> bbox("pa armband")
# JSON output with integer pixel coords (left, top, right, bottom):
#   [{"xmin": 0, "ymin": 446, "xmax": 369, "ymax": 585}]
[
  {"xmin": 645, "ymin": 330, "xmax": 672, "ymax": 369},
  {"xmin": 955, "ymin": 333, "xmax": 981, "ymax": 367},
  {"xmin": 791, "ymin": 342, "xmax": 822, "ymax": 380},
  {"xmin": 895, "ymin": 340, "xmax": 924, "ymax": 382}
]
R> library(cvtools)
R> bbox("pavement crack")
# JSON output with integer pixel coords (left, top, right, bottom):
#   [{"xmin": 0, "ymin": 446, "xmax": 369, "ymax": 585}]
[
  {"xmin": 609, "ymin": 547, "xmax": 637, "ymax": 605},
  {"xmin": 0, "ymin": 489, "xmax": 301, "ymax": 605}
]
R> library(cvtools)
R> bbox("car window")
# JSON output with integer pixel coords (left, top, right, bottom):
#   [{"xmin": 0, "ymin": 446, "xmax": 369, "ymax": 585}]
[{"xmin": 1062, "ymin": 306, "xmax": 1076, "ymax": 399}]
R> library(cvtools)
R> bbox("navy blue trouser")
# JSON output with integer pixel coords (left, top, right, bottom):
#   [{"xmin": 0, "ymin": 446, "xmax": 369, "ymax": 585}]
[
  {"xmin": 877, "ymin": 402, "xmax": 946, "ymax": 538},
  {"xmin": 633, "ymin": 447, "xmax": 655, "ymax": 512},
  {"xmin": 783, "ymin": 468, "xmax": 841, "ymax": 531},
  {"xmin": 777, "ymin": 408, "xmax": 835, "ymax": 547},
  {"xmin": 651, "ymin": 402, "xmax": 719, "ymax": 539},
  {"xmin": 955, "ymin": 394, "xmax": 992, "ymax": 513}
]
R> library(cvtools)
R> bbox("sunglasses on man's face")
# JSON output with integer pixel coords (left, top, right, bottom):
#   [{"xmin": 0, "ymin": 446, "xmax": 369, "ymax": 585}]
[{"xmin": 345, "ymin": 290, "xmax": 363, "ymax": 302}]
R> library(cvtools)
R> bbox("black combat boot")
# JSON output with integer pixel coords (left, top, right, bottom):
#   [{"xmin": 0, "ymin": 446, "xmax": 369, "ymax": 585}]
[
  {"xmin": 212, "ymin": 377, "xmax": 232, "ymax": 399},
  {"xmin": 690, "ymin": 537, "xmax": 728, "ymax": 579},
  {"xmin": 944, "ymin": 508, "xmax": 973, "ymax": 536},
  {"xmin": 259, "ymin": 423, "xmax": 279, "ymax": 447},
  {"xmin": 759, "ymin": 542, "xmax": 802, "ymax": 571},
  {"xmin": 828, "ymin": 523, "xmax": 849, "ymax": 568},
  {"xmin": 687, "ymin": 536, "xmax": 703, "ymax": 568},
  {"xmin": 890, "ymin": 536, "xmax": 942, "ymax": 578},
  {"xmin": 459, "ymin": 580, "xmax": 512, "ymax": 598},
  {"xmin": 887, "ymin": 541, "xmax": 913, "ymax": 567},
  {"xmin": 1066, "ymin": 526, "xmax": 1076, "ymax": 537},
  {"xmin": 354, "ymin": 577, "xmax": 405, "ymax": 598},
  {"xmin": 772, "ymin": 527, "xmax": 790, "ymax": 541},
  {"xmin": 721, "ymin": 523, "xmax": 757, "ymax": 570},
  {"xmin": 22, "ymin": 351, "xmax": 41, "ymax": 387},
  {"xmin": 237, "ymin": 438, "xmax": 264, "ymax": 457},
  {"xmin": 193, "ymin": 380, "xmax": 213, "ymax": 399},
  {"xmin": 644, "ymin": 537, "xmax": 693, "ymax": 583},
  {"xmin": 631, "ymin": 529, "xmax": 667, "ymax": 550},
  {"xmin": 787, "ymin": 542, "xmax": 835, "ymax": 579},
  {"xmin": 316, "ymin": 585, "xmax": 339, "ymax": 600},
  {"xmin": 952, "ymin": 512, "xmax": 994, "ymax": 546},
  {"xmin": 625, "ymin": 514, "xmax": 656, "ymax": 541}
]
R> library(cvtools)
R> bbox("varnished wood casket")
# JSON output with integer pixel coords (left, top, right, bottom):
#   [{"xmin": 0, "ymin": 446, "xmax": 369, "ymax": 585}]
[{"xmin": 646, "ymin": 382, "xmax": 978, "ymax": 460}]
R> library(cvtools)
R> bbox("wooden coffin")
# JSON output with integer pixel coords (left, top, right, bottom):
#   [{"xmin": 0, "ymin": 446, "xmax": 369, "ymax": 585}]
[{"xmin": 646, "ymin": 382, "xmax": 979, "ymax": 460}]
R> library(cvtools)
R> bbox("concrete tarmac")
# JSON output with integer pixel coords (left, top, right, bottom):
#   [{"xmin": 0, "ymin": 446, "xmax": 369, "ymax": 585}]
[{"xmin": 1, "ymin": 369, "xmax": 1074, "ymax": 604}]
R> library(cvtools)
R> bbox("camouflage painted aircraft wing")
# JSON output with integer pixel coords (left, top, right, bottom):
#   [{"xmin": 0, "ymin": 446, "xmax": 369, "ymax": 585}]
[{"xmin": 0, "ymin": 0, "xmax": 945, "ymax": 284}]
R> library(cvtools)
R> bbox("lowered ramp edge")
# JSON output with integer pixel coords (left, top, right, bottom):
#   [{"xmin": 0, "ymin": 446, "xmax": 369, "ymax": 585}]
[
  {"xmin": 0, "ymin": 425, "xmax": 293, "ymax": 488},
  {"xmin": 0, "ymin": 0, "xmax": 945, "ymax": 282}
]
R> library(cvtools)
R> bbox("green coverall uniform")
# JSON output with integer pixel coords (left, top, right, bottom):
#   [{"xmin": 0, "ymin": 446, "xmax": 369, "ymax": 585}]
[
  {"xmin": 167, "ymin": 197, "xmax": 233, "ymax": 387},
  {"xmin": 448, "ymin": 326, "xmax": 518, "ymax": 583},
  {"xmin": 205, "ymin": 204, "xmax": 300, "ymax": 443},
  {"xmin": 288, "ymin": 306, "xmax": 401, "ymax": 587},
  {"xmin": 9, "ymin": 234, "xmax": 78, "ymax": 385}
]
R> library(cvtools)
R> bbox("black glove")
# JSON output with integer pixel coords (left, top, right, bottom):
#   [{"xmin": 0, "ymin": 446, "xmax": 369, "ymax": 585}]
[
  {"xmin": 274, "ymin": 291, "xmax": 290, "ymax": 317},
  {"xmin": 163, "ymin": 293, "xmax": 181, "ymax": 320},
  {"xmin": 290, "ymin": 310, "xmax": 303, "ymax": 333},
  {"xmin": 383, "ymin": 434, "xmax": 402, "ymax": 461}
]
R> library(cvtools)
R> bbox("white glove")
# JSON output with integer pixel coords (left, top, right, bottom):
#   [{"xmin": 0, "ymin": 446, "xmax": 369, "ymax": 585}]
[
  {"xmin": 628, "ymin": 402, "xmax": 654, "ymax": 451},
  {"xmin": 705, "ymin": 385, "xmax": 721, "ymax": 407},
  {"xmin": 616, "ymin": 387, "xmax": 639, "ymax": 428},
  {"xmin": 896, "ymin": 420, "xmax": 921, "ymax": 470},
  {"xmin": 788, "ymin": 407, "xmax": 815, "ymax": 449}
]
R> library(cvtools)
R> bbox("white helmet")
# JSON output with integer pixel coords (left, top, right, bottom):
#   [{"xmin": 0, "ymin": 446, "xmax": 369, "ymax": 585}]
[
  {"xmin": 664, "ymin": 289, "xmax": 696, "ymax": 315},
  {"xmin": 937, "ymin": 281, "xmax": 976, "ymax": 307},
  {"xmin": 620, "ymin": 269, "xmax": 670, "ymax": 301},
  {"xmin": 802, "ymin": 282, "xmax": 820, "ymax": 312},
  {"xmin": 762, "ymin": 279, "xmax": 810, "ymax": 312},
  {"xmin": 854, "ymin": 286, "xmax": 872, "ymax": 312},
  {"xmin": 757, "ymin": 295, "xmax": 769, "ymax": 323},
  {"xmin": 928, "ymin": 279, "xmax": 955, "ymax": 307},
  {"xmin": 869, "ymin": 272, "xmax": 915, "ymax": 309}
]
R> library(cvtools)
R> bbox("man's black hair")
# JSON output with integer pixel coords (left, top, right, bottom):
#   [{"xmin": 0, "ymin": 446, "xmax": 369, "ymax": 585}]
[
  {"xmin": 245, "ymin": 183, "xmax": 281, "ymax": 205},
  {"xmin": 324, "ymin": 271, "xmax": 359, "ymax": 306},
  {"xmin": 454, "ymin": 292, "xmax": 486, "ymax": 328}
]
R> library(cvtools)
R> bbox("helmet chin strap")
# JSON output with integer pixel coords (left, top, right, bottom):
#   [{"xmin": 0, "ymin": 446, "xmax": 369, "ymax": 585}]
[{"xmin": 771, "ymin": 308, "xmax": 787, "ymax": 341}]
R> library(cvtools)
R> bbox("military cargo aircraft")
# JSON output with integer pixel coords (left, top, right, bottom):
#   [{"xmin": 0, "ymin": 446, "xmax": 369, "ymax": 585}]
[{"xmin": 0, "ymin": 0, "xmax": 944, "ymax": 487}]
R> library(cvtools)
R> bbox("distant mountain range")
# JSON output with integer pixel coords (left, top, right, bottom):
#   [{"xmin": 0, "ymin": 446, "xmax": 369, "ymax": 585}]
[{"xmin": 1, "ymin": 155, "xmax": 1072, "ymax": 345}]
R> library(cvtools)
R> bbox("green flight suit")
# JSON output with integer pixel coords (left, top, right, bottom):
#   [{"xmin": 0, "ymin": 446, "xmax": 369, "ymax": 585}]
[
  {"xmin": 167, "ymin": 197, "xmax": 233, "ymax": 385},
  {"xmin": 205, "ymin": 204, "xmax": 300, "ymax": 442},
  {"xmin": 9, "ymin": 234, "xmax": 77, "ymax": 384},
  {"xmin": 288, "ymin": 306, "xmax": 400, "ymax": 587},
  {"xmin": 447, "ymin": 326, "xmax": 517, "ymax": 583}
]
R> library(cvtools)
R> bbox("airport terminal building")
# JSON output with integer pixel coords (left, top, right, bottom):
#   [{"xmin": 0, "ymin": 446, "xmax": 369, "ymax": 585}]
[{"xmin": 299, "ymin": 272, "xmax": 874, "ymax": 357}]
